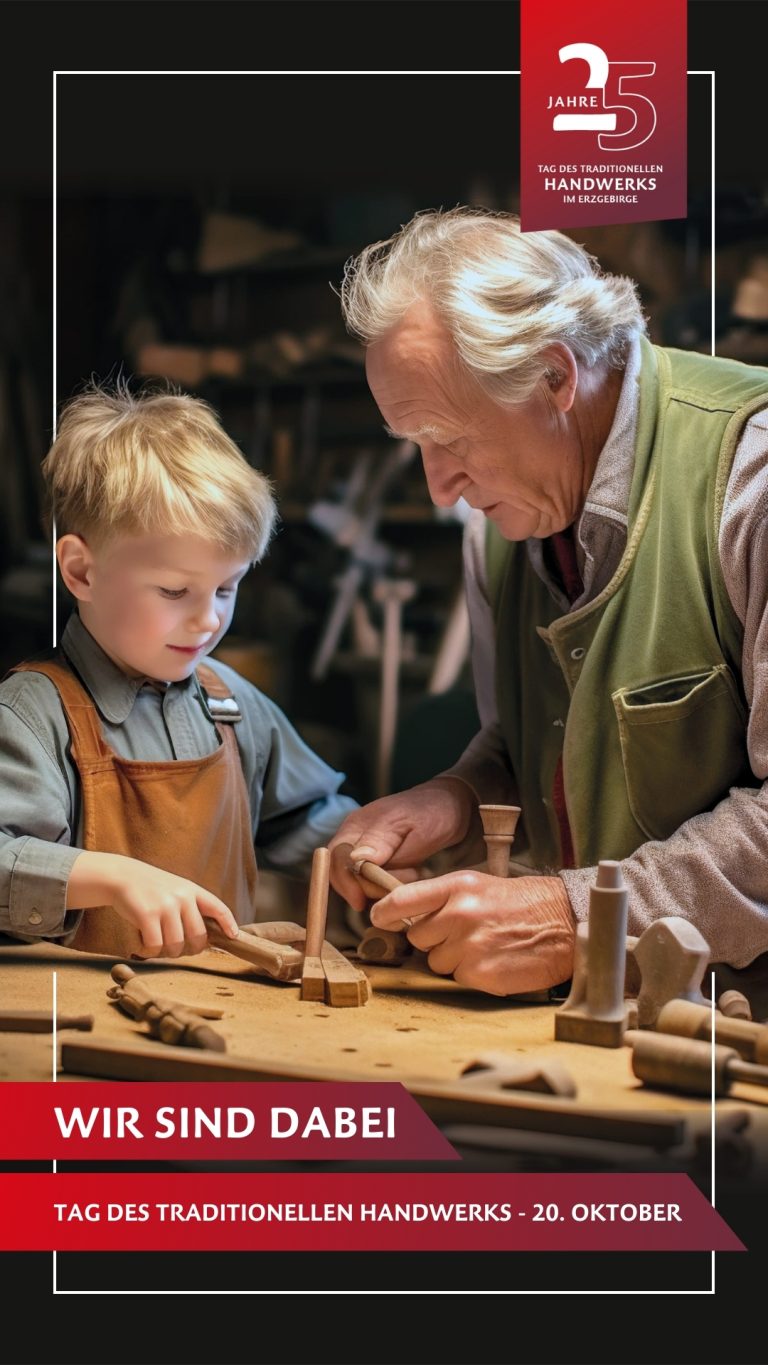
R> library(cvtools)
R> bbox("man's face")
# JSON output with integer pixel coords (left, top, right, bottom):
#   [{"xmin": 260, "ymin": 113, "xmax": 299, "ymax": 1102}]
[
  {"xmin": 365, "ymin": 301, "xmax": 583, "ymax": 540},
  {"xmin": 72, "ymin": 532, "xmax": 251, "ymax": 682}
]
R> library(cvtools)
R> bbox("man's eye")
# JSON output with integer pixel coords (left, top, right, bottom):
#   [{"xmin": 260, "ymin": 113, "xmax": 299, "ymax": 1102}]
[
  {"xmin": 217, "ymin": 588, "xmax": 235, "ymax": 599},
  {"xmin": 159, "ymin": 588, "xmax": 187, "ymax": 599}
]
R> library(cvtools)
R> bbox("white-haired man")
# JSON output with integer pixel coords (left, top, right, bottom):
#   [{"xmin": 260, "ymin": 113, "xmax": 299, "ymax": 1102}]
[{"xmin": 328, "ymin": 207, "xmax": 768, "ymax": 1002}]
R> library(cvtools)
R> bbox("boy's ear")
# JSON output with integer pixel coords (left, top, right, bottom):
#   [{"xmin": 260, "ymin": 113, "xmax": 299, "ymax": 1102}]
[{"xmin": 56, "ymin": 534, "xmax": 96, "ymax": 601}]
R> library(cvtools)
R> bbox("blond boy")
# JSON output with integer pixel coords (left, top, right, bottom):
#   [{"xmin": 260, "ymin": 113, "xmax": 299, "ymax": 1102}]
[{"xmin": 0, "ymin": 385, "xmax": 357, "ymax": 959}]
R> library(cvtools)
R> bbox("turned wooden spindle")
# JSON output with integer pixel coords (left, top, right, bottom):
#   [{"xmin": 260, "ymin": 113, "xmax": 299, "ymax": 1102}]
[{"xmin": 478, "ymin": 804, "xmax": 521, "ymax": 877}]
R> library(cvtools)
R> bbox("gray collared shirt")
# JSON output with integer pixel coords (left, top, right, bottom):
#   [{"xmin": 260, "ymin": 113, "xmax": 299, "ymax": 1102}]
[
  {"xmin": 0, "ymin": 613, "xmax": 358, "ymax": 943},
  {"xmin": 446, "ymin": 336, "xmax": 768, "ymax": 969}
]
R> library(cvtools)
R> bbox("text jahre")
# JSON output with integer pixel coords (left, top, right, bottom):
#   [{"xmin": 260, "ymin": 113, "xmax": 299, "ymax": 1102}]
[{"xmin": 547, "ymin": 96, "xmax": 600, "ymax": 109}]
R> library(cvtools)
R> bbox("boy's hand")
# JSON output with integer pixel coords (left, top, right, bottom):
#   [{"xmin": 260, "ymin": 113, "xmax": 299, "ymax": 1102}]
[
  {"xmin": 67, "ymin": 851, "xmax": 239, "ymax": 958},
  {"xmin": 328, "ymin": 777, "xmax": 475, "ymax": 911}
]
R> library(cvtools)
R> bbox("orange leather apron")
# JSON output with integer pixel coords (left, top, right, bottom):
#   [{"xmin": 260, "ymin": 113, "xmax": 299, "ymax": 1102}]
[{"xmin": 11, "ymin": 659, "xmax": 259, "ymax": 957}]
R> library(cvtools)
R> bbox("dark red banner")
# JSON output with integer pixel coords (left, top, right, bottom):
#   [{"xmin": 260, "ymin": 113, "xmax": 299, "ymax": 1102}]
[
  {"xmin": 0, "ymin": 1173, "xmax": 744, "ymax": 1252},
  {"xmin": 0, "ymin": 1082, "xmax": 457, "ymax": 1162},
  {"xmin": 520, "ymin": 0, "xmax": 687, "ymax": 229}
]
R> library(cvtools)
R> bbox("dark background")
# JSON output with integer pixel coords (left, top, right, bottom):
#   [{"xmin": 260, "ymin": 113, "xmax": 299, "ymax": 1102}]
[{"xmin": 0, "ymin": 1, "xmax": 766, "ymax": 1354}]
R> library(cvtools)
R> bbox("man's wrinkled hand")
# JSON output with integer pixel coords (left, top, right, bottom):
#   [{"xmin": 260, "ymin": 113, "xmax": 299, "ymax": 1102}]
[{"xmin": 370, "ymin": 871, "xmax": 575, "ymax": 996}]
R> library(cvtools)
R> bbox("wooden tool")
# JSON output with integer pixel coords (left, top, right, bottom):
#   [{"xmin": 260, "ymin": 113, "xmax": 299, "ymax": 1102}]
[
  {"xmin": 372, "ymin": 576, "xmax": 418, "ymax": 797},
  {"xmin": 62, "ymin": 1036, "xmax": 685, "ymax": 1148},
  {"xmin": 631, "ymin": 917, "xmax": 710, "ymax": 1028},
  {"xmin": 342, "ymin": 842, "xmax": 411, "ymax": 959},
  {"xmin": 555, "ymin": 861, "xmax": 630, "ymax": 1047},
  {"xmin": 478, "ymin": 804, "xmax": 521, "ymax": 877},
  {"xmin": 653, "ymin": 998, "xmax": 768, "ymax": 1065},
  {"xmin": 108, "ymin": 965, "xmax": 227, "ymax": 1052},
  {"xmin": 301, "ymin": 846, "xmax": 331, "ymax": 1002},
  {"xmin": 627, "ymin": 1029, "xmax": 768, "ymax": 1098},
  {"xmin": 204, "ymin": 920, "xmax": 303, "ymax": 981},
  {"xmin": 459, "ymin": 1052, "xmax": 576, "ymax": 1098},
  {"xmin": 0, "ymin": 1010, "xmax": 93, "ymax": 1033}
]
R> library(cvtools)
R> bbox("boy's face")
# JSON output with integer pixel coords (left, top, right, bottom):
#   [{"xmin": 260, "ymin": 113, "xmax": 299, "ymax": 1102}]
[{"xmin": 60, "ymin": 532, "xmax": 251, "ymax": 682}]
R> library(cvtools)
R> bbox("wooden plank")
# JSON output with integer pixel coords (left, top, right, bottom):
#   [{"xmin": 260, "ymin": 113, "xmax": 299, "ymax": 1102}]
[{"xmin": 61, "ymin": 1036, "xmax": 686, "ymax": 1149}]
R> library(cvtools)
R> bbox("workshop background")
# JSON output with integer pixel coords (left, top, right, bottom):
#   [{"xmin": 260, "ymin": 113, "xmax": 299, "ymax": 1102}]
[{"xmin": 3, "ymin": 72, "xmax": 768, "ymax": 809}]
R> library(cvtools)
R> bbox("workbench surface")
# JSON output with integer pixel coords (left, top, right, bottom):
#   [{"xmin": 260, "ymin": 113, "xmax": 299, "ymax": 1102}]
[{"xmin": 2, "ymin": 940, "xmax": 768, "ymax": 1150}]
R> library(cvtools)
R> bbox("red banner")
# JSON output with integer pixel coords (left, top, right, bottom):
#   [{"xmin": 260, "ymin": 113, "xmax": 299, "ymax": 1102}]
[
  {"xmin": 0, "ymin": 1172, "xmax": 743, "ymax": 1252},
  {"xmin": 520, "ymin": 0, "xmax": 687, "ymax": 229},
  {"xmin": 0, "ymin": 1082, "xmax": 457, "ymax": 1162}
]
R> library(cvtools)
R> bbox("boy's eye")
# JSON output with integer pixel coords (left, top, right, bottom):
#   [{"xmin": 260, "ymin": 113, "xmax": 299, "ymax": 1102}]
[
  {"xmin": 158, "ymin": 588, "xmax": 187, "ymax": 599},
  {"xmin": 216, "ymin": 588, "xmax": 235, "ymax": 599}
]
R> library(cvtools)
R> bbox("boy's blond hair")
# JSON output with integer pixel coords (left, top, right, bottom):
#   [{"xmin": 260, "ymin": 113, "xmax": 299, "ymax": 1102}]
[{"xmin": 43, "ymin": 383, "xmax": 277, "ymax": 560}]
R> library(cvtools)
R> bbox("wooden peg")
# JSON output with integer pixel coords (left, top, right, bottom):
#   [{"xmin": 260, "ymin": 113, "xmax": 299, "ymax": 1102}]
[
  {"xmin": 627, "ymin": 1028, "xmax": 768, "ymax": 1098},
  {"xmin": 478, "ymin": 804, "xmax": 521, "ymax": 877},
  {"xmin": 0, "ymin": 1010, "xmax": 93, "ymax": 1033},
  {"xmin": 302, "ymin": 846, "xmax": 331, "ymax": 1001},
  {"xmin": 653, "ymin": 998, "xmax": 768, "ymax": 1065}
]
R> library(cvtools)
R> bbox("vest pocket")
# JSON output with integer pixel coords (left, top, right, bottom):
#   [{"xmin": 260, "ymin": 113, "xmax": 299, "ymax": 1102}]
[{"xmin": 612, "ymin": 665, "xmax": 749, "ymax": 842}]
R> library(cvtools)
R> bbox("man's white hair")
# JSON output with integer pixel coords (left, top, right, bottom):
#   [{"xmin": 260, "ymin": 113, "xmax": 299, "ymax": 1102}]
[{"xmin": 339, "ymin": 206, "xmax": 647, "ymax": 404}]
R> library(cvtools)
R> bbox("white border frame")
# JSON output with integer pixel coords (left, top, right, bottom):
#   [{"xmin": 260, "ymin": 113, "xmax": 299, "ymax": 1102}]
[{"xmin": 48, "ymin": 66, "xmax": 720, "ymax": 1299}]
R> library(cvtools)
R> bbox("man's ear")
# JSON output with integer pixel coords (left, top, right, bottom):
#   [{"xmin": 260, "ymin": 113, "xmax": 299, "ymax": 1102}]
[
  {"xmin": 539, "ymin": 343, "xmax": 578, "ymax": 412},
  {"xmin": 56, "ymin": 534, "xmax": 96, "ymax": 602}
]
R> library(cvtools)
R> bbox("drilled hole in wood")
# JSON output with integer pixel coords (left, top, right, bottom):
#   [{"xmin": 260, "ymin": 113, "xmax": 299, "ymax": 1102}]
[
  {"xmin": 396, "ymin": 1027, "xmax": 418, "ymax": 1032},
  {"xmin": 375, "ymin": 1062, "xmax": 393, "ymax": 1068},
  {"xmin": 314, "ymin": 1014, "xmax": 330, "ymax": 1018},
  {"xmin": 341, "ymin": 1047, "xmax": 358, "ymax": 1053}
]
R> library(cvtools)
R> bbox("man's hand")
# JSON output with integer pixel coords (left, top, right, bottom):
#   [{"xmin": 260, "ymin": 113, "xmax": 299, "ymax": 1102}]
[
  {"xmin": 369, "ymin": 871, "xmax": 575, "ymax": 996},
  {"xmin": 67, "ymin": 850, "xmax": 240, "ymax": 958},
  {"xmin": 328, "ymin": 777, "xmax": 475, "ymax": 911}
]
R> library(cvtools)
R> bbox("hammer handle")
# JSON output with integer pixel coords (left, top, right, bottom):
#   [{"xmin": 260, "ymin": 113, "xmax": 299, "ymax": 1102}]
[{"xmin": 355, "ymin": 861, "xmax": 403, "ymax": 895}]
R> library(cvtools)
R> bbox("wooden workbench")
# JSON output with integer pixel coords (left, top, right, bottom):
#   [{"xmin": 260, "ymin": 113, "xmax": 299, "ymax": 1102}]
[{"xmin": 3, "ymin": 939, "xmax": 768, "ymax": 1161}]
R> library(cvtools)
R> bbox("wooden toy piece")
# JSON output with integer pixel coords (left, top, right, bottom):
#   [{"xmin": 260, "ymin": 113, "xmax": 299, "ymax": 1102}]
[
  {"xmin": 627, "ymin": 1028, "xmax": 768, "ymax": 1098},
  {"xmin": 62, "ymin": 1036, "xmax": 685, "ymax": 1149},
  {"xmin": 204, "ymin": 920, "xmax": 303, "ymax": 981},
  {"xmin": 631, "ymin": 917, "xmax": 710, "ymax": 1029},
  {"xmin": 555, "ymin": 860, "xmax": 630, "ymax": 1047},
  {"xmin": 107, "ymin": 965, "xmax": 224, "ymax": 1018},
  {"xmin": 352, "ymin": 858, "xmax": 402, "ymax": 898},
  {"xmin": 0, "ymin": 1010, "xmax": 94, "ymax": 1033},
  {"xmin": 653, "ymin": 998, "xmax": 768, "ymax": 1065},
  {"xmin": 302, "ymin": 846, "xmax": 331, "ymax": 1002},
  {"xmin": 108, "ymin": 965, "xmax": 227, "ymax": 1052},
  {"xmin": 718, "ymin": 989, "xmax": 752, "ymax": 1021},
  {"xmin": 358, "ymin": 926, "xmax": 410, "ymax": 964},
  {"xmin": 320, "ymin": 941, "xmax": 371, "ymax": 1007},
  {"xmin": 459, "ymin": 1051, "xmax": 577, "ymax": 1098},
  {"xmin": 478, "ymin": 804, "xmax": 522, "ymax": 877}
]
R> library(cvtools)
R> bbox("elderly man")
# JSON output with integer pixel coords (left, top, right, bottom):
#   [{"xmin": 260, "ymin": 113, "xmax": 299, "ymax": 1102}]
[{"xmin": 328, "ymin": 207, "xmax": 768, "ymax": 998}]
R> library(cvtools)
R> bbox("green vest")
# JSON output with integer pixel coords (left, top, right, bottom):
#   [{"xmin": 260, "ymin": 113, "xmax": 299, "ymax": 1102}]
[{"xmin": 487, "ymin": 336, "xmax": 768, "ymax": 871}]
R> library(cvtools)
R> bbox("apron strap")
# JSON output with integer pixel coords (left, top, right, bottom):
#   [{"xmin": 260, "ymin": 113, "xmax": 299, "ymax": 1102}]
[
  {"xmin": 7, "ymin": 659, "xmax": 113, "ymax": 764},
  {"xmin": 196, "ymin": 662, "xmax": 243, "ymax": 722}
]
